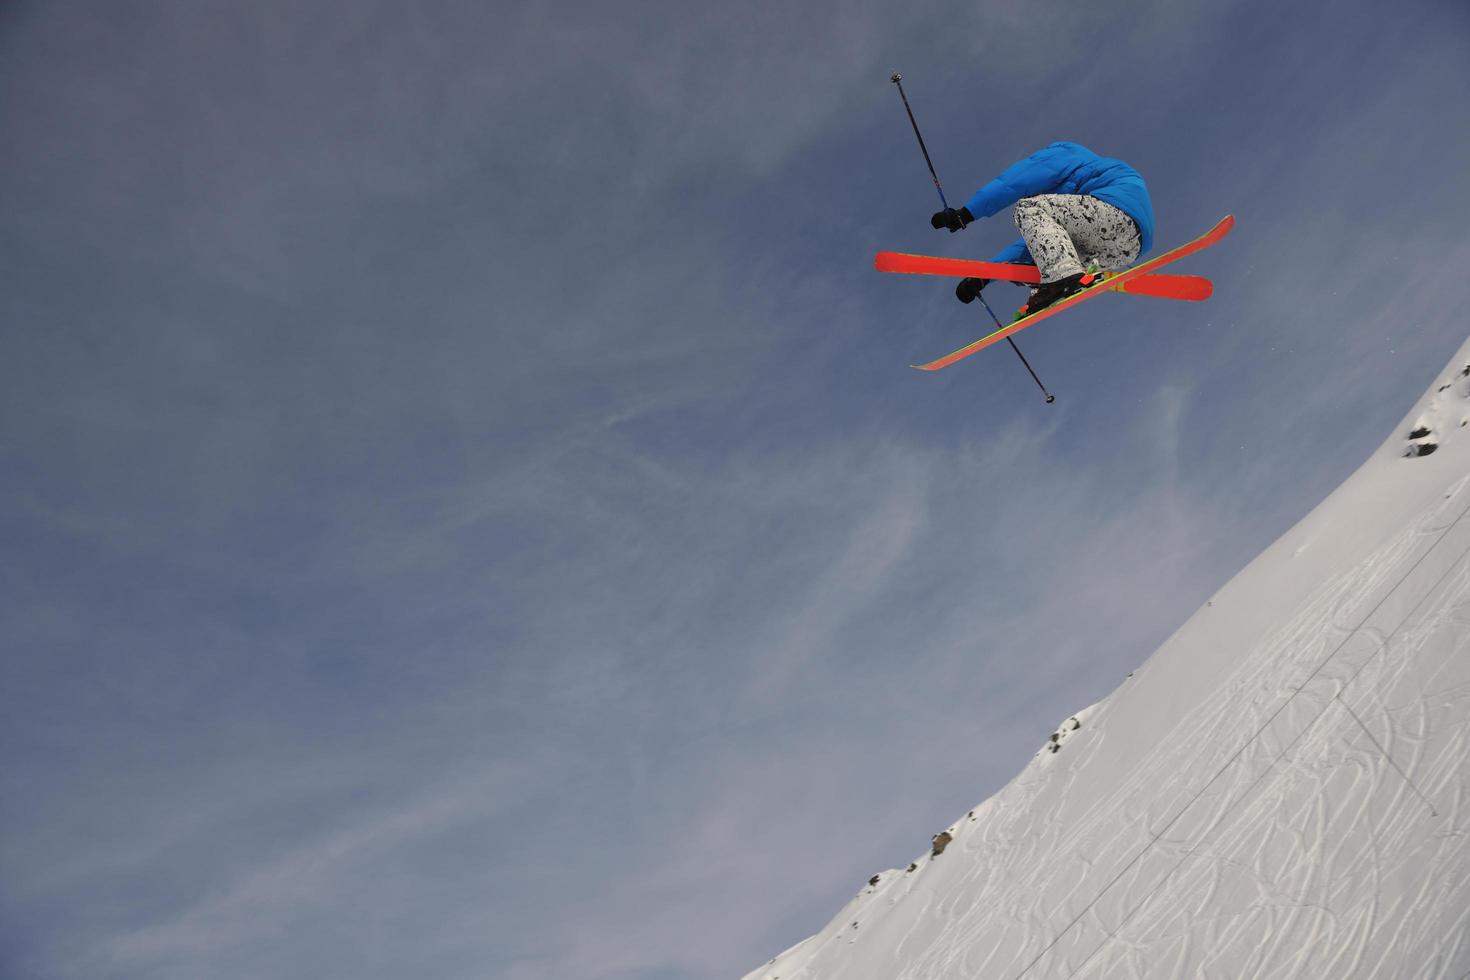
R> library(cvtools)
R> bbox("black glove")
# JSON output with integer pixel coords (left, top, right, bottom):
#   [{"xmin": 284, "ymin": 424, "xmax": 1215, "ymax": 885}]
[
  {"xmin": 955, "ymin": 277, "xmax": 988, "ymax": 304},
  {"xmin": 930, "ymin": 206, "xmax": 974, "ymax": 233}
]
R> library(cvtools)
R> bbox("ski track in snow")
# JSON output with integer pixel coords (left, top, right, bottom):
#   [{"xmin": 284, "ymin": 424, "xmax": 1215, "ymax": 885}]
[{"xmin": 746, "ymin": 350, "xmax": 1470, "ymax": 980}]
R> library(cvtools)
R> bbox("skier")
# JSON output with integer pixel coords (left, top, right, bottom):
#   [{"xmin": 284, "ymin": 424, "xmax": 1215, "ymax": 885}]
[{"xmin": 929, "ymin": 141, "xmax": 1155, "ymax": 317}]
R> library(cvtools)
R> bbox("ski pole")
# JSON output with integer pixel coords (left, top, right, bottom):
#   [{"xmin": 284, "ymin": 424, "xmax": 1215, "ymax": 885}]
[
  {"xmin": 978, "ymin": 296, "xmax": 1055, "ymax": 403},
  {"xmin": 890, "ymin": 72, "xmax": 950, "ymax": 210},
  {"xmin": 889, "ymin": 72, "xmax": 1055, "ymax": 404}
]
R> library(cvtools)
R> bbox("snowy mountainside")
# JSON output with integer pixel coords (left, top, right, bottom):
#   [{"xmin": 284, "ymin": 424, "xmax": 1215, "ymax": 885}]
[{"xmin": 745, "ymin": 337, "xmax": 1470, "ymax": 980}]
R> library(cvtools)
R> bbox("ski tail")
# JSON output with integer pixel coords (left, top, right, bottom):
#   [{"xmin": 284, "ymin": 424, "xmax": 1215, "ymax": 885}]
[{"xmin": 1102, "ymin": 272, "xmax": 1212, "ymax": 302}]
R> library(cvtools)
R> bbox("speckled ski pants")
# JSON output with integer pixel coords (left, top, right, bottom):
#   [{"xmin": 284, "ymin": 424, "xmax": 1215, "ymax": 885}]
[{"xmin": 1014, "ymin": 194, "xmax": 1141, "ymax": 283}]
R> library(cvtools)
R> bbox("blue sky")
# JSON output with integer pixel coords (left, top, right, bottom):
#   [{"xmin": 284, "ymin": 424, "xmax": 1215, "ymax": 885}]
[{"xmin": 3, "ymin": 2, "xmax": 1470, "ymax": 979}]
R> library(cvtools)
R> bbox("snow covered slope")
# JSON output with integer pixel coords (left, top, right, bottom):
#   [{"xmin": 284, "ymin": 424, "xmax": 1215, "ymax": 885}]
[{"xmin": 746, "ymin": 337, "xmax": 1470, "ymax": 980}]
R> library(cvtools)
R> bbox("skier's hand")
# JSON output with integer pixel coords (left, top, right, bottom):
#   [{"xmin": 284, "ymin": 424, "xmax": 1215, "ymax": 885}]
[
  {"xmin": 955, "ymin": 277, "xmax": 988, "ymax": 304},
  {"xmin": 930, "ymin": 206, "xmax": 974, "ymax": 233}
]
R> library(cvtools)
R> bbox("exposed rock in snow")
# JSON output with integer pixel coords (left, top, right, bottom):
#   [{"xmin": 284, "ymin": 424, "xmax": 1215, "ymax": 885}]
[{"xmin": 744, "ymin": 337, "xmax": 1470, "ymax": 980}]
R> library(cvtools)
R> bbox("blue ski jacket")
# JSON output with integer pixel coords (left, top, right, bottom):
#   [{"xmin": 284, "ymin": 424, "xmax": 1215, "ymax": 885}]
[{"xmin": 962, "ymin": 141, "xmax": 1155, "ymax": 264}]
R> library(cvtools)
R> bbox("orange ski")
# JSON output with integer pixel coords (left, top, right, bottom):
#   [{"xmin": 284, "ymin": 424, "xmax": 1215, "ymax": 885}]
[
  {"xmin": 874, "ymin": 252, "xmax": 1213, "ymax": 302},
  {"xmin": 912, "ymin": 215, "xmax": 1235, "ymax": 372}
]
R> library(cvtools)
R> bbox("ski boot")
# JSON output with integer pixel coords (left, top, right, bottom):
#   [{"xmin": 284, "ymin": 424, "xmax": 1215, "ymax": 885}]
[{"xmin": 1016, "ymin": 269, "xmax": 1103, "ymax": 320}]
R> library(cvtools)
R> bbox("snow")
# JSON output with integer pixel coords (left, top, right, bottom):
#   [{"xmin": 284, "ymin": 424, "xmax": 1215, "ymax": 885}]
[{"xmin": 744, "ymin": 337, "xmax": 1470, "ymax": 980}]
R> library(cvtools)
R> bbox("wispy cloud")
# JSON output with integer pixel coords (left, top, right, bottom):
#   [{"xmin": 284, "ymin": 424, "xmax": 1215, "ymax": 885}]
[{"xmin": 94, "ymin": 756, "xmax": 557, "ymax": 974}]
